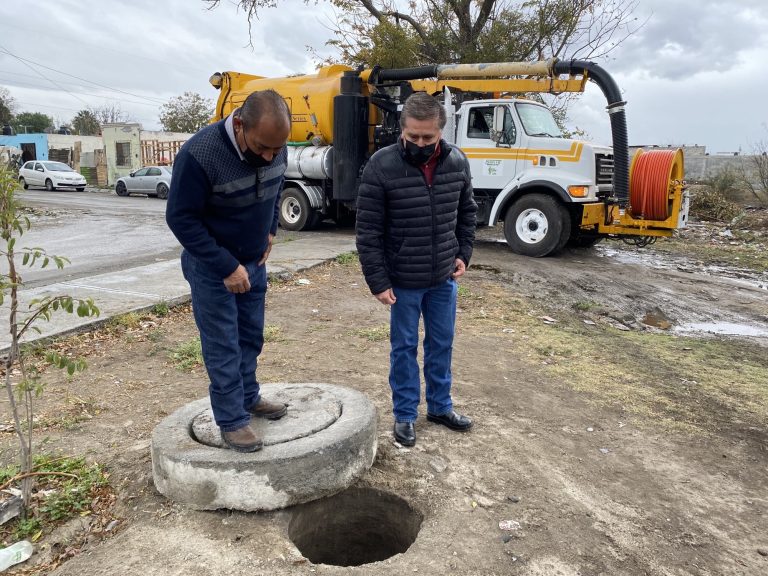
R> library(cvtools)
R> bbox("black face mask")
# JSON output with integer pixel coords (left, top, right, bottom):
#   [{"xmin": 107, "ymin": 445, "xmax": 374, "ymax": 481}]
[
  {"xmin": 402, "ymin": 138, "xmax": 437, "ymax": 165},
  {"xmin": 242, "ymin": 146, "xmax": 272, "ymax": 168},
  {"xmin": 236, "ymin": 115, "xmax": 273, "ymax": 168}
]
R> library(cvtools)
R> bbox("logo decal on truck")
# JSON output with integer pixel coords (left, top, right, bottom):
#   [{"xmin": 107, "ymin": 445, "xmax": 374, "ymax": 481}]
[{"xmin": 464, "ymin": 141, "xmax": 584, "ymax": 163}]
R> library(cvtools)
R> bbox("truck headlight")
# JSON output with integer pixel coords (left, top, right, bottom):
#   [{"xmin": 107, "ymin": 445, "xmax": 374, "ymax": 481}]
[{"xmin": 568, "ymin": 185, "xmax": 589, "ymax": 198}]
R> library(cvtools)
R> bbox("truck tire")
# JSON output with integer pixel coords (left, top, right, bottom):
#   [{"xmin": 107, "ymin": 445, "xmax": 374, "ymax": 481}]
[
  {"xmin": 279, "ymin": 188, "xmax": 319, "ymax": 231},
  {"xmin": 503, "ymin": 194, "xmax": 571, "ymax": 257}
]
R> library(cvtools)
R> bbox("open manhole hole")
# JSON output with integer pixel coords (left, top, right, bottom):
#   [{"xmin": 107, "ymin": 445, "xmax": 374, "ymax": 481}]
[{"xmin": 289, "ymin": 487, "xmax": 422, "ymax": 566}]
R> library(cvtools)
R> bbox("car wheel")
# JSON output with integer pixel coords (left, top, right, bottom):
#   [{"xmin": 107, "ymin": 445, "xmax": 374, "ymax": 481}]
[
  {"xmin": 156, "ymin": 183, "xmax": 169, "ymax": 200},
  {"xmin": 116, "ymin": 181, "xmax": 129, "ymax": 196},
  {"xmin": 279, "ymin": 187, "xmax": 319, "ymax": 231},
  {"xmin": 19, "ymin": 177, "xmax": 28, "ymax": 190},
  {"xmin": 45, "ymin": 178, "xmax": 55, "ymax": 191},
  {"xmin": 503, "ymin": 194, "xmax": 570, "ymax": 257}
]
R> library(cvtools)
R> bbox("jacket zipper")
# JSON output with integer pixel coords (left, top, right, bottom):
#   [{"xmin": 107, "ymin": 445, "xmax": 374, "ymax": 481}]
[
  {"xmin": 411, "ymin": 152, "xmax": 442, "ymax": 286},
  {"xmin": 427, "ymin": 182, "xmax": 437, "ymax": 285}
]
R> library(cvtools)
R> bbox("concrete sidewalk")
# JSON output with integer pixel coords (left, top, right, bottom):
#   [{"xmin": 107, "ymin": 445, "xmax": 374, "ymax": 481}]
[{"xmin": 0, "ymin": 235, "xmax": 357, "ymax": 350}]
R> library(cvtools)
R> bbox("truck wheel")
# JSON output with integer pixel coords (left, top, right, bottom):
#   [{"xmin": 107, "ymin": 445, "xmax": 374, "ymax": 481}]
[
  {"xmin": 279, "ymin": 188, "xmax": 318, "ymax": 231},
  {"xmin": 503, "ymin": 194, "xmax": 570, "ymax": 257}
]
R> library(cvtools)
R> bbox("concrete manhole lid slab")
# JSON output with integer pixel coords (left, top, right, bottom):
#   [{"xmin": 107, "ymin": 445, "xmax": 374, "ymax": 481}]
[
  {"xmin": 191, "ymin": 385, "xmax": 342, "ymax": 447},
  {"xmin": 151, "ymin": 383, "xmax": 378, "ymax": 512}
]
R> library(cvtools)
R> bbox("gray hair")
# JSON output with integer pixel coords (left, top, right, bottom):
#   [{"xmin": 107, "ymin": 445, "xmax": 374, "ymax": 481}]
[
  {"xmin": 239, "ymin": 89, "xmax": 291, "ymax": 129},
  {"xmin": 400, "ymin": 92, "xmax": 446, "ymax": 129}
]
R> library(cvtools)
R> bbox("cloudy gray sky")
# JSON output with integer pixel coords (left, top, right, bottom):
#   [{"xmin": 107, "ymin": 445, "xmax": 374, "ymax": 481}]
[{"xmin": 1, "ymin": 0, "xmax": 766, "ymax": 153}]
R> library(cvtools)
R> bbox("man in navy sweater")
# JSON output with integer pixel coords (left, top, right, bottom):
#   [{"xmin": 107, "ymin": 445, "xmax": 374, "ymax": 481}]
[{"xmin": 166, "ymin": 90, "xmax": 290, "ymax": 452}]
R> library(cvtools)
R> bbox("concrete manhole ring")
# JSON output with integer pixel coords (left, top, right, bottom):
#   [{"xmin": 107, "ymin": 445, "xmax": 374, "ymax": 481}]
[{"xmin": 151, "ymin": 383, "xmax": 377, "ymax": 511}]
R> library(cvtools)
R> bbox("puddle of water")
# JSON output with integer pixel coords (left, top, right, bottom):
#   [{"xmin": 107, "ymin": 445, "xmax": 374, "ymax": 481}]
[
  {"xmin": 675, "ymin": 322, "xmax": 768, "ymax": 337},
  {"xmin": 596, "ymin": 246, "xmax": 670, "ymax": 269},
  {"xmin": 596, "ymin": 245, "xmax": 768, "ymax": 292},
  {"xmin": 642, "ymin": 308, "xmax": 673, "ymax": 330}
]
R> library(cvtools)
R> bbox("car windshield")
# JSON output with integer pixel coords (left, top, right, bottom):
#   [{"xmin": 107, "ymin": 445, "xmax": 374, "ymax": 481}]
[
  {"xmin": 515, "ymin": 103, "xmax": 563, "ymax": 138},
  {"xmin": 42, "ymin": 162, "xmax": 75, "ymax": 172}
]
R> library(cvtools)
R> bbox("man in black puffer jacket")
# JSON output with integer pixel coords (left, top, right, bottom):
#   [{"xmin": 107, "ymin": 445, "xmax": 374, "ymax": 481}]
[{"xmin": 356, "ymin": 92, "xmax": 477, "ymax": 447}]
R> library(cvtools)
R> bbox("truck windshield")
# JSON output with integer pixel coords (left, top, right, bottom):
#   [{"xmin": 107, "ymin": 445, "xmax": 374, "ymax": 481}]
[{"xmin": 515, "ymin": 103, "xmax": 563, "ymax": 138}]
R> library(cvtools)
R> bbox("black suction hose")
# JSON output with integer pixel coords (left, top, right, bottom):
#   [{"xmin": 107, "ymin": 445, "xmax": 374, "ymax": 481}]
[
  {"xmin": 554, "ymin": 59, "xmax": 629, "ymax": 206},
  {"xmin": 372, "ymin": 65, "xmax": 440, "ymax": 83}
]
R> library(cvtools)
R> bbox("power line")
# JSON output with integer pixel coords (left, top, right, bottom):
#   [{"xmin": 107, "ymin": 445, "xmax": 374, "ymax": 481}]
[
  {"xmin": 0, "ymin": 22, "xmax": 211, "ymax": 76},
  {"xmin": 0, "ymin": 47, "xmax": 167, "ymax": 105},
  {"xmin": 0, "ymin": 43, "xmax": 90, "ymax": 108},
  {"xmin": 14, "ymin": 101, "xmax": 91, "ymax": 113},
  {"xmin": 0, "ymin": 75, "xmax": 161, "ymax": 108}
]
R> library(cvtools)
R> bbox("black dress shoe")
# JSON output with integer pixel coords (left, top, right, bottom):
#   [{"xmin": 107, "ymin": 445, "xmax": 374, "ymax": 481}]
[
  {"xmin": 427, "ymin": 410, "xmax": 473, "ymax": 431},
  {"xmin": 393, "ymin": 422, "xmax": 416, "ymax": 446}
]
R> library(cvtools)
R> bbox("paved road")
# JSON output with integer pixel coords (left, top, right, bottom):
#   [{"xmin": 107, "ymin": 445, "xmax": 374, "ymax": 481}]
[
  {"xmin": 0, "ymin": 188, "xmax": 356, "ymax": 348},
  {"xmin": 15, "ymin": 189, "xmax": 177, "ymax": 287},
  {"xmin": 13, "ymin": 188, "xmax": 351, "ymax": 284}
]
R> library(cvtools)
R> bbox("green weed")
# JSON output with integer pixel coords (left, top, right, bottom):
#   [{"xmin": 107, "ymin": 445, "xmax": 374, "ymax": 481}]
[
  {"xmin": 351, "ymin": 324, "xmax": 390, "ymax": 342},
  {"xmin": 151, "ymin": 301, "xmax": 170, "ymax": 317},
  {"xmin": 169, "ymin": 338, "xmax": 203, "ymax": 371},
  {"xmin": 336, "ymin": 252, "xmax": 359, "ymax": 265}
]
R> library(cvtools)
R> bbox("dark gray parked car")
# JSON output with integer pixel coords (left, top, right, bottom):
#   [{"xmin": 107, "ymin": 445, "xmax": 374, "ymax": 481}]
[{"xmin": 115, "ymin": 166, "xmax": 172, "ymax": 199}]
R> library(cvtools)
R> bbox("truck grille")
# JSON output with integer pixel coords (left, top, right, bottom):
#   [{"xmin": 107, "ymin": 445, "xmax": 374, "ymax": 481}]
[{"xmin": 595, "ymin": 153, "xmax": 614, "ymax": 187}]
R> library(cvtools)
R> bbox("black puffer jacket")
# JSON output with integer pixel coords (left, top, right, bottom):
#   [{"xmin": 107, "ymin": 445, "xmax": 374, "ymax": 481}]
[{"xmin": 356, "ymin": 140, "xmax": 477, "ymax": 294}]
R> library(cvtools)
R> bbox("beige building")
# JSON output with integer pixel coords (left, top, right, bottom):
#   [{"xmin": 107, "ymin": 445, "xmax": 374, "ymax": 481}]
[
  {"xmin": 101, "ymin": 124, "xmax": 193, "ymax": 185},
  {"xmin": 101, "ymin": 123, "xmax": 142, "ymax": 185}
]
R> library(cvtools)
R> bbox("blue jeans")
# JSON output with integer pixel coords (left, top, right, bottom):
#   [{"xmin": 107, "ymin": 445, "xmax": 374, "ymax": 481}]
[
  {"xmin": 181, "ymin": 250, "xmax": 266, "ymax": 431},
  {"xmin": 389, "ymin": 278, "xmax": 457, "ymax": 423}
]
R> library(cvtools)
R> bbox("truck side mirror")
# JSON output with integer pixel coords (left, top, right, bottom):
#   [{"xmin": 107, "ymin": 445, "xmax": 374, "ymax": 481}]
[{"xmin": 490, "ymin": 106, "xmax": 506, "ymax": 144}]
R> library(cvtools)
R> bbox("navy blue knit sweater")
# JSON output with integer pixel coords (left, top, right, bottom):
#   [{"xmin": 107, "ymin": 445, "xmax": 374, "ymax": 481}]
[{"xmin": 166, "ymin": 120, "xmax": 286, "ymax": 279}]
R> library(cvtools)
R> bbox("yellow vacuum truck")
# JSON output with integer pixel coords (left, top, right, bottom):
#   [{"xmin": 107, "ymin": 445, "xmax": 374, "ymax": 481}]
[{"xmin": 209, "ymin": 59, "xmax": 688, "ymax": 257}]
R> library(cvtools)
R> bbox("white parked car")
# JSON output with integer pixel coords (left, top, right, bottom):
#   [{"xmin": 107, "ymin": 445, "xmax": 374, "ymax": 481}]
[
  {"xmin": 18, "ymin": 161, "xmax": 87, "ymax": 191},
  {"xmin": 115, "ymin": 166, "xmax": 173, "ymax": 199}
]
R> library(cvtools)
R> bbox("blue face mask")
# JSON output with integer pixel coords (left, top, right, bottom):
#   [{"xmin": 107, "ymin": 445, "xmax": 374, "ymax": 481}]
[{"xmin": 402, "ymin": 138, "xmax": 437, "ymax": 165}]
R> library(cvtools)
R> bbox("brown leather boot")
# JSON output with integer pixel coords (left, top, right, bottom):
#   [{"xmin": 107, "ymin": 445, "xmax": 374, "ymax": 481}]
[
  {"xmin": 249, "ymin": 397, "xmax": 288, "ymax": 420},
  {"xmin": 220, "ymin": 424, "xmax": 263, "ymax": 452}
]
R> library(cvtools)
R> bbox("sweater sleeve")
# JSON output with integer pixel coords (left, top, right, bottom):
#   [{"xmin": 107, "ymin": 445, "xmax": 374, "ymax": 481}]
[
  {"xmin": 270, "ymin": 148, "xmax": 288, "ymax": 236},
  {"xmin": 270, "ymin": 179, "xmax": 282, "ymax": 236},
  {"xmin": 165, "ymin": 149, "xmax": 240, "ymax": 278},
  {"xmin": 355, "ymin": 160, "xmax": 391, "ymax": 295},
  {"xmin": 455, "ymin": 155, "xmax": 478, "ymax": 266}
]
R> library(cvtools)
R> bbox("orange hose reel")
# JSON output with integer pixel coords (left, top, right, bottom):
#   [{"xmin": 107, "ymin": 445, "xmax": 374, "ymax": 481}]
[{"xmin": 629, "ymin": 148, "xmax": 684, "ymax": 221}]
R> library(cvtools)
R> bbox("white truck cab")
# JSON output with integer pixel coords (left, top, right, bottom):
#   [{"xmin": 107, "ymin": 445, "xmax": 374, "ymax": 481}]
[{"xmin": 449, "ymin": 98, "xmax": 614, "ymax": 255}]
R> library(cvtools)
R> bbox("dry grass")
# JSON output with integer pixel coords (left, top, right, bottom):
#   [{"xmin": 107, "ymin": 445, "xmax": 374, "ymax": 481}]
[{"xmin": 457, "ymin": 279, "xmax": 768, "ymax": 435}]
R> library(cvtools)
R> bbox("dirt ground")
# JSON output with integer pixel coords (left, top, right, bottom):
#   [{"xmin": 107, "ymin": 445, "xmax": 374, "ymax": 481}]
[{"xmin": 2, "ymin": 211, "xmax": 768, "ymax": 576}]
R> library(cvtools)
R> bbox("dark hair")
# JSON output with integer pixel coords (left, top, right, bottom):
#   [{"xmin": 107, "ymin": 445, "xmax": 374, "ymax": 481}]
[
  {"xmin": 239, "ymin": 89, "xmax": 291, "ymax": 129},
  {"xmin": 400, "ymin": 92, "xmax": 446, "ymax": 129}
]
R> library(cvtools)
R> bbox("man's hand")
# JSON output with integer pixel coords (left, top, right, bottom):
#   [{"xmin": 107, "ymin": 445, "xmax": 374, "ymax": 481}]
[
  {"xmin": 224, "ymin": 264, "xmax": 251, "ymax": 293},
  {"xmin": 451, "ymin": 258, "xmax": 466, "ymax": 279},
  {"xmin": 258, "ymin": 234, "xmax": 275, "ymax": 266},
  {"xmin": 375, "ymin": 288, "xmax": 397, "ymax": 305}
]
